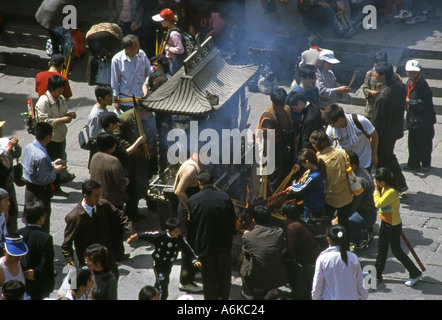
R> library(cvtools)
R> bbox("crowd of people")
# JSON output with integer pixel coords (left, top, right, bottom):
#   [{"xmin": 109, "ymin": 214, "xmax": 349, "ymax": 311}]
[
  {"xmin": 0, "ymin": 0, "xmax": 436, "ymax": 301},
  {"xmin": 253, "ymin": 44, "xmax": 434, "ymax": 298}
]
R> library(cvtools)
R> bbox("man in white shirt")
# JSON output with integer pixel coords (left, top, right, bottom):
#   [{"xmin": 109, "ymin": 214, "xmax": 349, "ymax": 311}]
[
  {"xmin": 322, "ymin": 103, "xmax": 378, "ymax": 170},
  {"xmin": 111, "ymin": 34, "xmax": 152, "ymax": 113}
]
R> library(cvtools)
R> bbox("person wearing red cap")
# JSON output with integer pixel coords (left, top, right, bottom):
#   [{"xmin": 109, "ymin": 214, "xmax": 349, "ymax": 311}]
[
  {"xmin": 159, "ymin": 0, "xmax": 196, "ymax": 34},
  {"xmin": 152, "ymin": 8, "xmax": 185, "ymax": 76}
]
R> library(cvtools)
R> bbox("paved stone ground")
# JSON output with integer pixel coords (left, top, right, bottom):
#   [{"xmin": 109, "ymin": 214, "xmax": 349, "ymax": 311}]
[{"xmin": 0, "ymin": 22, "xmax": 441, "ymax": 303}]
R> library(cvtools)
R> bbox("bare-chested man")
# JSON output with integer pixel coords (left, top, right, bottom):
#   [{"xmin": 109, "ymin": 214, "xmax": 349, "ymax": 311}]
[{"xmin": 173, "ymin": 152, "xmax": 203, "ymax": 293}]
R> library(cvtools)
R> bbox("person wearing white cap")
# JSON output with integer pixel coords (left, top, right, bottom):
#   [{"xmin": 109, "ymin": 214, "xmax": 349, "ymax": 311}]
[
  {"xmin": 0, "ymin": 233, "xmax": 33, "ymax": 297},
  {"xmin": 316, "ymin": 49, "xmax": 351, "ymax": 109},
  {"xmin": 403, "ymin": 59, "xmax": 436, "ymax": 173}
]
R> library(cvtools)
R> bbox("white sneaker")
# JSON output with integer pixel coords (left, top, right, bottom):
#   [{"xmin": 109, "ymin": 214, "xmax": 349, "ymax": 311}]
[
  {"xmin": 405, "ymin": 15, "xmax": 427, "ymax": 24},
  {"xmin": 179, "ymin": 282, "xmax": 203, "ymax": 293},
  {"xmin": 405, "ymin": 274, "xmax": 422, "ymax": 287},
  {"xmin": 394, "ymin": 9, "xmax": 412, "ymax": 19}
]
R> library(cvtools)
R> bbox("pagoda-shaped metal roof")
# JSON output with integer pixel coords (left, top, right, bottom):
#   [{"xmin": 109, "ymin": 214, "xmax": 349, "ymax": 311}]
[{"xmin": 138, "ymin": 37, "xmax": 258, "ymax": 115}]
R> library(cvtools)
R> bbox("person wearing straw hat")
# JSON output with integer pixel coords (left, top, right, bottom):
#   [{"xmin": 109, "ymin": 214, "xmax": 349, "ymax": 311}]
[
  {"xmin": 403, "ymin": 59, "xmax": 436, "ymax": 173},
  {"xmin": 0, "ymin": 233, "xmax": 32, "ymax": 297}
]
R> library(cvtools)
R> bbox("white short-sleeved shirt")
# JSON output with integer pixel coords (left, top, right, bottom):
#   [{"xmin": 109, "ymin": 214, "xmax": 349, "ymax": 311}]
[{"xmin": 326, "ymin": 114, "xmax": 375, "ymax": 169}]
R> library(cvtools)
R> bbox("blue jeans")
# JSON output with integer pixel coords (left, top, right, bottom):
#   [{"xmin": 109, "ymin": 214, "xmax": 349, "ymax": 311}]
[
  {"xmin": 348, "ymin": 211, "xmax": 376, "ymax": 243},
  {"xmin": 168, "ymin": 57, "xmax": 184, "ymax": 76}
]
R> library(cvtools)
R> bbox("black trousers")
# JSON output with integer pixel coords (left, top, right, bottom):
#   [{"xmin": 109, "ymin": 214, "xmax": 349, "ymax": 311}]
[
  {"xmin": 200, "ymin": 251, "xmax": 232, "ymax": 300},
  {"xmin": 25, "ymin": 184, "xmax": 52, "ymax": 233},
  {"xmin": 46, "ymin": 140, "xmax": 64, "ymax": 191},
  {"xmin": 153, "ymin": 261, "xmax": 172, "ymax": 300},
  {"xmin": 178, "ymin": 203, "xmax": 197, "ymax": 285},
  {"xmin": 110, "ymin": 205, "xmax": 126, "ymax": 260},
  {"xmin": 325, "ymin": 202, "xmax": 353, "ymax": 251},
  {"xmin": 375, "ymin": 221, "xmax": 421, "ymax": 280},
  {"xmin": 376, "ymin": 139, "xmax": 407, "ymax": 190},
  {"xmin": 407, "ymin": 126, "xmax": 435, "ymax": 169},
  {"xmin": 325, "ymin": 202, "xmax": 352, "ymax": 234}
]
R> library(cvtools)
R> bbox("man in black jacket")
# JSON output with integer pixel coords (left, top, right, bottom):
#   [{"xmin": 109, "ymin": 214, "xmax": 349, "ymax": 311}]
[
  {"xmin": 286, "ymin": 91, "xmax": 323, "ymax": 157},
  {"xmin": 17, "ymin": 201, "xmax": 54, "ymax": 300},
  {"xmin": 188, "ymin": 170, "xmax": 237, "ymax": 300},
  {"xmin": 372, "ymin": 62, "xmax": 408, "ymax": 192}
]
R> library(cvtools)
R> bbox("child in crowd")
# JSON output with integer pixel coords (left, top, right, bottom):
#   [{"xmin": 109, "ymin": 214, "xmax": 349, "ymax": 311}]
[
  {"xmin": 373, "ymin": 167, "xmax": 423, "ymax": 287},
  {"xmin": 84, "ymin": 244, "xmax": 118, "ymax": 300},
  {"xmin": 286, "ymin": 148, "xmax": 327, "ymax": 220},
  {"xmin": 138, "ymin": 285, "xmax": 160, "ymax": 300},
  {"xmin": 311, "ymin": 225, "xmax": 368, "ymax": 300},
  {"xmin": 127, "ymin": 217, "xmax": 201, "ymax": 300}
]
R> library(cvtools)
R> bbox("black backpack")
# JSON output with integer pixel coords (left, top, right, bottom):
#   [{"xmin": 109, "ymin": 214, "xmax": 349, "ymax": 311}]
[
  {"xmin": 351, "ymin": 113, "xmax": 370, "ymax": 139},
  {"xmin": 168, "ymin": 27, "xmax": 196, "ymax": 60}
]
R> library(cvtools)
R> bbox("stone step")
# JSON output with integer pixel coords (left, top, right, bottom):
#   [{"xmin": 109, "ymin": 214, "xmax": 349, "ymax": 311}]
[
  {"xmin": 0, "ymin": 44, "xmax": 89, "ymax": 82},
  {"xmin": 0, "ymin": 45, "xmax": 50, "ymax": 71},
  {"xmin": 0, "ymin": 24, "xmax": 50, "ymax": 51},
  {"xmin": 397, "ymin": 58, "xmax": 442, "ymax": 80}
]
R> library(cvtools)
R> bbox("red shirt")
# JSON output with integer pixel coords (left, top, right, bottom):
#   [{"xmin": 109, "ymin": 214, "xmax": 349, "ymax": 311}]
[
  {"xmin": 286, "ymin": 220, "xmax": 321, "ymax": 265},
  {"xmin": 35, "ymin": 71, "xmax": 73, "ymax": 100}
]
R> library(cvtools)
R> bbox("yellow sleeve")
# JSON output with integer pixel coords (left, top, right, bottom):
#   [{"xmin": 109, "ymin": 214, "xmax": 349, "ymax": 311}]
[{"xmin": 373, "ymin": 188, "xmax": 397, "ymax": 209}]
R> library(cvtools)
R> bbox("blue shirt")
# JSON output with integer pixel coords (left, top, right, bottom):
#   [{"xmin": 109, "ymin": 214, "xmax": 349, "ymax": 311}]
[
  {"xmin": 291, "ymin": 85, "xmax": 320, "ymax": 105},
  {"xmin": 111, "ymin": 49, "xmax": 152, "ymax": 107},
  {"xmin": 88, "ymin": 103, "xmax": 108, "ymax": 139},
  {"xmin": 21, "ymin": 140, "xmax": 57, "ymax": 186},
  {"xmin": 290, "ymin": 169, "xmax": 326, "ymax": 214}
]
